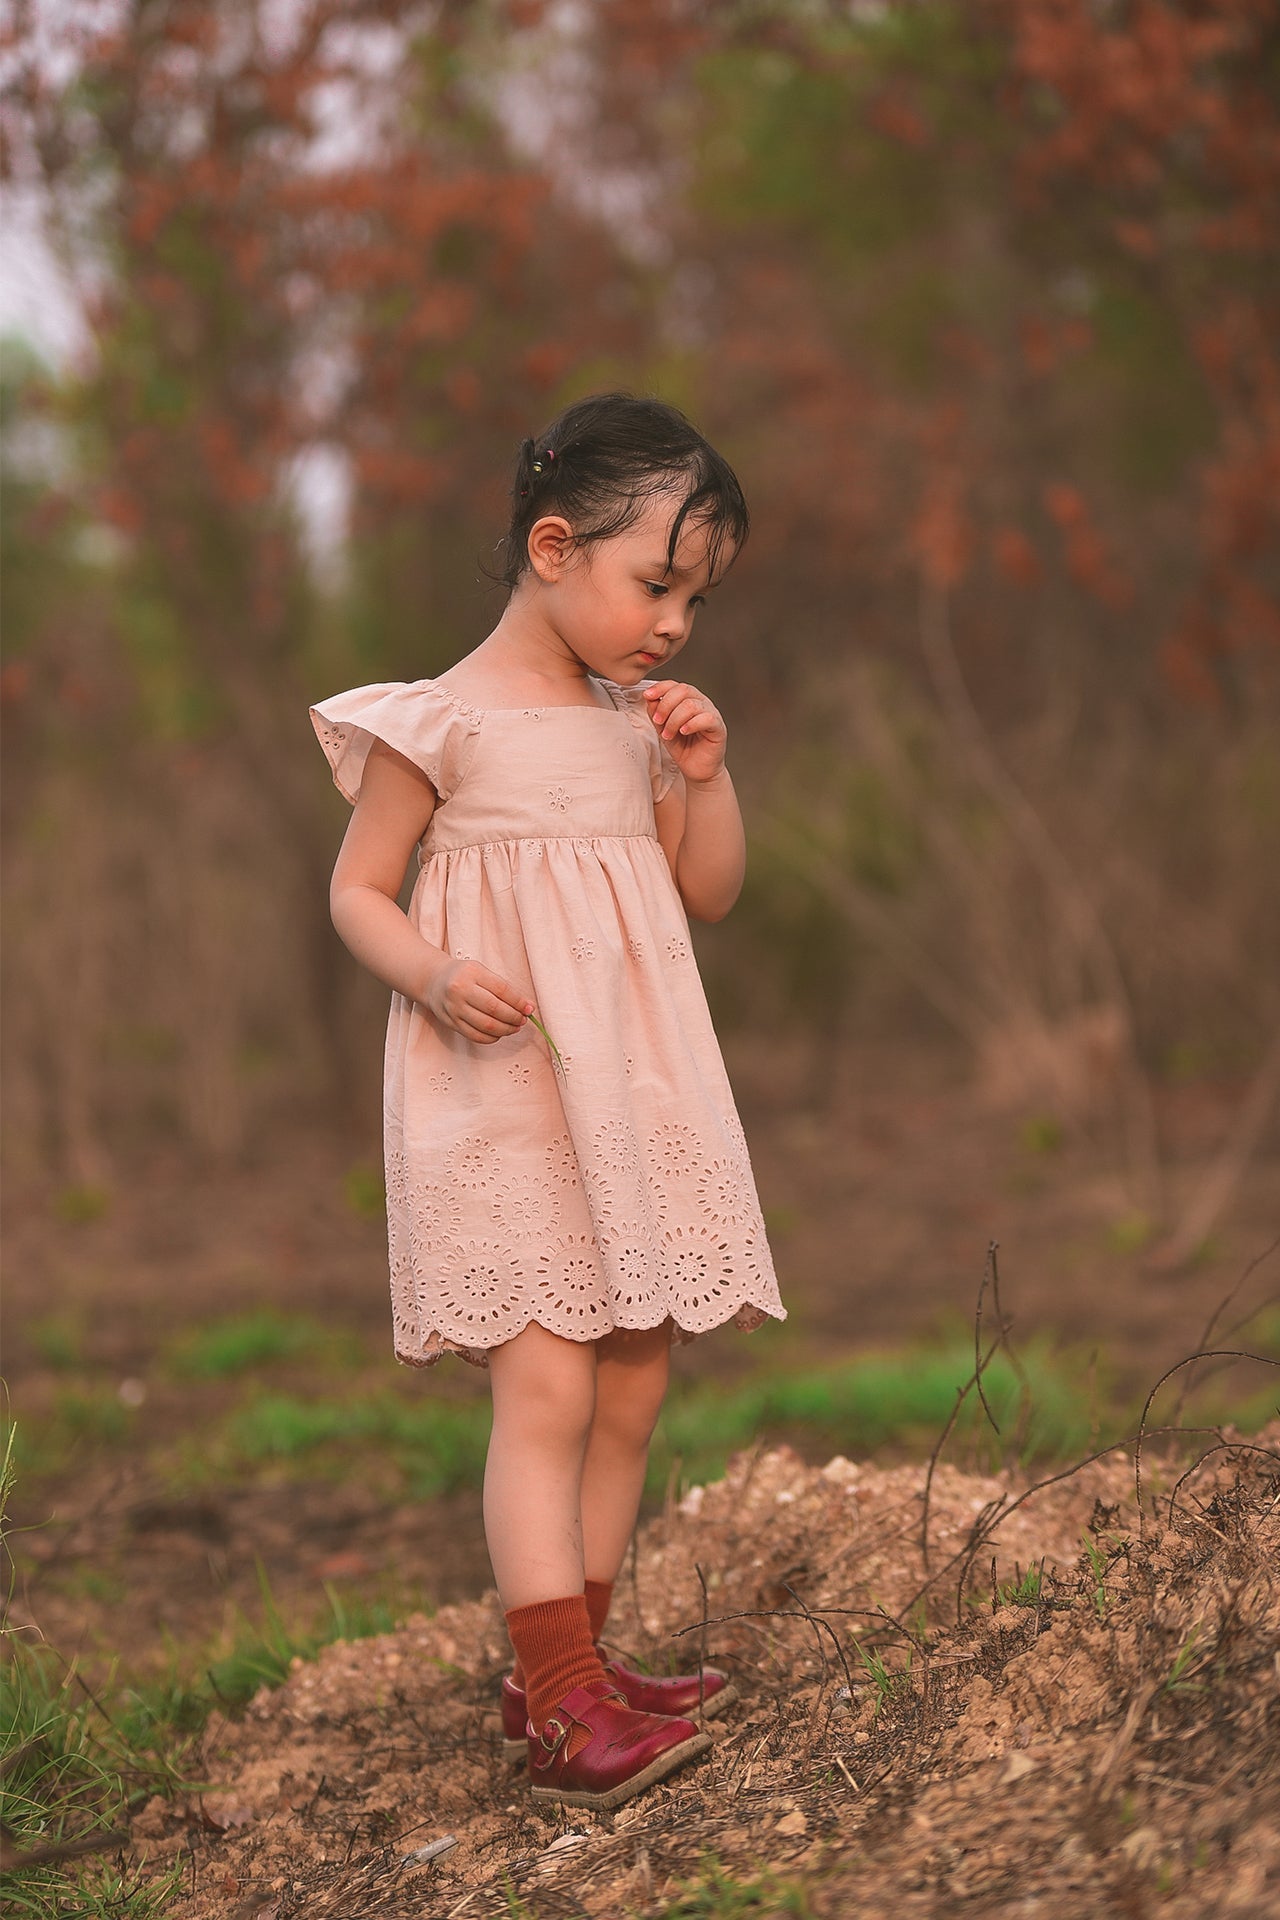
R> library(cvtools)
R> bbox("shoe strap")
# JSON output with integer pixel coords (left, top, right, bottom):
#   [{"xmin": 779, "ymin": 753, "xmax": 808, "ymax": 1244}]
[{"xmin": 532, "ymin": 1680, "xmax": 626, "ymax": 1767}]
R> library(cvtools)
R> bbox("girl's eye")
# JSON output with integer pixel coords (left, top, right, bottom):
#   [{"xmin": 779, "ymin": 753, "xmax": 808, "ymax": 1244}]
[{"xmin": 643, "ymin": 581, "xmax": 668, "ymax": 597}]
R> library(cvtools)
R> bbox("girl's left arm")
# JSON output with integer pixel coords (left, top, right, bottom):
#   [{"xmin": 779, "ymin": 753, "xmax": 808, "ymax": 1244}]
[{"xmin": 646, "ymin": 679, "xmax": 746, "ymax": 923}]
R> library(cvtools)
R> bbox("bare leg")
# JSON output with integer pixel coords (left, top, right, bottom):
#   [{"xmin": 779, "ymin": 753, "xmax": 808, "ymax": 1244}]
[
  {"xmin": 580, "ymin": 1321, "xmax": 672, "ymax": 1587},
  {"xmin": 485, "ymin": 1321, "xmax": 597, "ymax": 1610}
]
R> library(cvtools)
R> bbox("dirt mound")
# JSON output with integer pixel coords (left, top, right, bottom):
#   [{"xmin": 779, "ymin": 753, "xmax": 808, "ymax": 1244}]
[{"xmin": 129, "ymin": 1429, "xmax": 1280, "ymax": 1919}]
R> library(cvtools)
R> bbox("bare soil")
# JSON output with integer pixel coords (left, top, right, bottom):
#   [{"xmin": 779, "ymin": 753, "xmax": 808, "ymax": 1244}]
[{"xmin": 122, "ymin": 1430, "xmax": 1280, "ymax": 1919}]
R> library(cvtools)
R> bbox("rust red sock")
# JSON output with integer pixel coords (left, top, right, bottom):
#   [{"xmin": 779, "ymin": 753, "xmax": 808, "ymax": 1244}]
[
  {"xmin": 510, "ymin": 1578, "xmax": 615, "ymax": 1690},
  {"xmin": 504, "ymin": 1594, "xmax": 605, "ymax": 1733}
]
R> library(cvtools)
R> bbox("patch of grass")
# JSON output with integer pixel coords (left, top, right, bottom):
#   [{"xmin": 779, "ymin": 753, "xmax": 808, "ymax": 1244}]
[
  {"xmin": 13, "ymin": 1389, "xmax": 139, "ymax": 1475},
  {"xmin": 996, "ymin": 1561, "xmax": 1044, "ymax": 1607},
  {"xmin": 855, "ymin": 1641, "xmax": 912, "ymax": 1716},
  {"xmin": 654, "ymin": 1856, "xmax": 813, "ymax": 1916},
  {"xmin": 114, "ymin": 1567, "xmax": 420, "ymax": 1753},
  {"xmin": 25, "ymin": 1316, "xmax": 87, "ymax": 1371},
  {"xmin": 224, "ymin": 1389, "xmax": 491, "ymax": 1496},
  {"xmin": 54, "ymin": 1183, "xmax": 111, "ymax": 1226},
  {"xmin": 1163, "ymin": 1625, "xmax": 1206, "ymax": 1695},
  {"xmin": 1, "ymin": 1422, "xmax": 180, "ymax": 1916},
  {"xmin": 343, "ymin": 1163, "xmax": 386, "ymax": 1218},
  {"xmin": 1018, "ymin": 1114, "xmax": 1064, "ymax": 1154},
  {"xmin": 1107, "ymin": 1211, "xmax": 1154, "ymax": 1254},
  {"xmin": 212, "ymin": 1342, "xmax": 1093, "ymax": 1504},
  {"xmin": 0, "ymin": 1638, "xmax": 182, "ymax": 1915},
  {"xmin": 0, "ymin": 1411, "xmax": 426, "ymax": 1915},
  {"xmin": 148, "ymin": 1334, "xmax": 1274, "ymax": 1505},
  {"xmin": 649, "ymin": 1339, "xmax": 1099, "ymax": 1494},
  {"xmin": 164, "ymin": 1309, "xmax": 361, "ymax": 1380}
]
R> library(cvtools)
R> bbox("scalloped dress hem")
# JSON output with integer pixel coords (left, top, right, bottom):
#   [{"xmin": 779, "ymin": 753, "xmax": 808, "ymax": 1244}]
[{"xmin": 394, "ymin": 1301, "xmax": 776, "ymax": 1371}]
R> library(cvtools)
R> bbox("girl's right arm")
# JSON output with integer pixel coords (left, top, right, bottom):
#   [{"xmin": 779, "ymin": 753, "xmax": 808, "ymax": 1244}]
[{"xmin": 328, "ymin": 737, "xmax": 534, "ymax": 1046}]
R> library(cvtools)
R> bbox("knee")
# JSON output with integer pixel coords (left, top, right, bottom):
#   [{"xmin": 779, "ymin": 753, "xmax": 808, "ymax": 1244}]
[
  {"xmin": 594, "ymin": 1359, "xmax": 669, "ymax": 1452},
  {"xmin": 490, "ymin": 1328, "xmax": 597, "ymax": 1453}
]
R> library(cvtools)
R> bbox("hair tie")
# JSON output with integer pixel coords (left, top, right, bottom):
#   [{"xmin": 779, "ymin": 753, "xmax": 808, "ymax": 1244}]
[{"xmin": 531, "ymin": 446, "xmax": 556, "ymax": 476}]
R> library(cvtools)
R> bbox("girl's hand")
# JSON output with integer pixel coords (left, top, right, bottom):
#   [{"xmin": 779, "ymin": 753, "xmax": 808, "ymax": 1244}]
[
  {"xmin": 423, "ymin": 958, "xmax": 534, "ymax": 1045},
  {"xmin": 642, "ymin": 680, "xmax": 728, "ymax": 784}
]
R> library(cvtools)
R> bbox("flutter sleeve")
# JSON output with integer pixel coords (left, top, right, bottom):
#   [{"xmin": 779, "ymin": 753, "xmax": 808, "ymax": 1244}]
[
  {"xmin": 605, "ymin": 679, "xmax": 683, "ymax": 803},
  {"xmin": 309, "ymin": 680, "xmax": 481, "ymax": 806}
]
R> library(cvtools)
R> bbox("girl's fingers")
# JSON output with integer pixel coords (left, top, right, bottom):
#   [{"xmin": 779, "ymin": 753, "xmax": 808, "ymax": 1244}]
[
  {"xmin": 661, "ymin": 698, "xmax": 710, "ymax": 739},
  {"xmin": 470, "ymin": 992, "xmax": 526, "ymax": 1033},
  {"xmin": 454, "ymin": 1008, "xmax": 512, "ymax": 1043},
  {"xmin": 474, "ymin": 966, "xmax": 531, "ymax": 1013}
]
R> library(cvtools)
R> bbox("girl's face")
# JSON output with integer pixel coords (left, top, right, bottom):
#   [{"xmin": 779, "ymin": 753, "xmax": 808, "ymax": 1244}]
[{"xmin": 530, "ymin": 493, "xmax": 726, "ymax": 684}]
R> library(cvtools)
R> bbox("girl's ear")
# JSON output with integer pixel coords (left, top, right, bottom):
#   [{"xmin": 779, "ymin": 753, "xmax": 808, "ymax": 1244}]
[{"xmin": 526, "ymin": 515, "xmax": 577, "ymax": 582}]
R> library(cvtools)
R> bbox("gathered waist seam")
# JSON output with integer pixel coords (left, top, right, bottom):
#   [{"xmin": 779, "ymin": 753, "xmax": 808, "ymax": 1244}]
[{"xmin": 418, "ymin": 829, "xmax": 660, "ymax": 859}]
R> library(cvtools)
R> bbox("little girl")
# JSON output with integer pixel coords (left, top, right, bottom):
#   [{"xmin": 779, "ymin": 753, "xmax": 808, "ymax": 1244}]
[{"xmin": 310, "ymin": 391, "xmax": 785, "ymax": 1810}]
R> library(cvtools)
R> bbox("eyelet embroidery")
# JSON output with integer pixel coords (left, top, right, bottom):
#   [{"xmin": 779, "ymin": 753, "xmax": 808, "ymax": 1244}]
[
  {"xmin": 667, "ymin": 935, "xmax": 690, "ymax": 963},
  {"xmin": 592, "ymin": 1118, "xmax": 640, "ymax": 1175},
  {"xmin": 544, "ymin": 1133, "xmax": 581, "ymax": 1189},
  {"xmin": 571, "ymin": 936, "xmax": 596, "ymax": 962},
  {"xmin": 627, "ymin": 938, "xmax": 645, "ymax": 963},
  {"xmin": 427, "ymin": 1073, "xmax": 453, "ymax": 1094},
  {"xmin": 548, "ymin": 785, "xmax": 570, "ymax": 812},
  {"xmin": 661, "ymin": 1221, "xmax": 737, "ymax": 1305},
  {"xmin": 507, "ymin": 1061, "xmax": 532, "ymax": 1086},
  {"xmin": 649, "ymin": 1121, "xmax": 699, "ymax": 1178},
  {"xmin": 437, "ymin": 1241, "xmax": 527, "ymax": 1328},
  {"xmin": 696, "ymin": 1157, "xmax": 754, "ymax": 1227},
  {"xmin": 535, "ymin": 1232, "xmax": 607, "ymax": 1328},
  {"xmin": 491, "ymin": 1173, "xmax": 559, "ymax": 1241},
  {"xmin": 444, "ymin": 1135, "xmax": 500, "ymax": 1189}
]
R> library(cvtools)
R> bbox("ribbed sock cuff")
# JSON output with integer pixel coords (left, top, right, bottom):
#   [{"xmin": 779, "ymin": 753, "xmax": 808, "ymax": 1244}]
[
  {"xmin": 509, "ymin": 1579, "xmax": 614, "ymax": 1691},
  {"xmin": 505, "ymin": 1594, "xmax": 605, "ymax": 1733}
]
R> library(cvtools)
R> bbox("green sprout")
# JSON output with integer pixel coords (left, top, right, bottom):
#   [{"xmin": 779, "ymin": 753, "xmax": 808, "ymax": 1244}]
[{"xmin": 527, "ymin": 1011, "xmax": 565, "ymax": 1071}]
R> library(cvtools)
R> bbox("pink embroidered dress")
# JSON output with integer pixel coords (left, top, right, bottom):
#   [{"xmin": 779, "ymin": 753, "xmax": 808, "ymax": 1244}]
[{"xmin": 310, "ymin": 674, "xmax": 786, "ymax": 1367}]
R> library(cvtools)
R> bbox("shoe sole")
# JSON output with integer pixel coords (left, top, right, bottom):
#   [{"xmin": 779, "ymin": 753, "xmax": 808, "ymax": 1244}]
[
  {"xmin": 502, "ymin": 1682, "xmax": 738, "ymax": 1760},
  {"xmin": 529, "ymin": 1728, "xmax": 712, "ymax": 1811}
]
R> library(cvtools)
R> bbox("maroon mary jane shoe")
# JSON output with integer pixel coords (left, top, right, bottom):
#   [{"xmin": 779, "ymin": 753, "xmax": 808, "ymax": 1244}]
[
  {"xmin": 502, "ymin": 1648, "xmax": 737, "ymax": 1758},
  {"xmin": 527, "ymin": 1676, "xmax": 711, "ymax": 1811}
]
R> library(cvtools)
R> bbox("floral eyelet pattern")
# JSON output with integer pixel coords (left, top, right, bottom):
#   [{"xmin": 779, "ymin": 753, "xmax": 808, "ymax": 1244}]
[
  {"xmin": 593, "ymin": 1117, "xmax": 640, "ymax": 1174},
  {"xmin": 536, "ymin": 1233, "xmax": 607, "ymax": 1330},
  {"xmin": 445, "ymin": 1135, "xmax": 500, "ymax": 1189},
  {"xmin": 696, "ymin": 1157, "xmax": 754, "ymax": 1227},
  {"xmin": 649, "ymin": 1121, "xmax": 700, "ymax": 1178},
  {"xmin": 490, "ymin": 1173, "xmax": 560, "ymax": 1241},
  {"xmin": 571, "ymin": 936, "xmax": 596, "ymax": 962}
]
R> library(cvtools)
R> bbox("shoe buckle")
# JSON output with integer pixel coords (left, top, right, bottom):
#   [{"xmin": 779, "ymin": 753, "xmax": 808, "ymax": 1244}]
[{"xmin": 539, "ymin": 1716, "xmax": 567, "ymax": 1754}]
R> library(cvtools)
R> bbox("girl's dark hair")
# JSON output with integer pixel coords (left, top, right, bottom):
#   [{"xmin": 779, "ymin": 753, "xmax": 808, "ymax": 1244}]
[{"xmin": 496, "ymin": 391, "xmax": 749, "ymax": 592}]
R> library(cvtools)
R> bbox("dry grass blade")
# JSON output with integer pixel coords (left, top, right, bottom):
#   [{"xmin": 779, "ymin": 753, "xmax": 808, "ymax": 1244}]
[
  {"xmin": 527, "ymin": 1011, "xmax": 564, "ymax": 1071},
  {"xmin": 920, "ymin": 1239, "xmax": 1011, "ymax": 1575},
  {"xmin": 1133, "ymin": 1349, "xmax": 1280, "ymax": 1532}
]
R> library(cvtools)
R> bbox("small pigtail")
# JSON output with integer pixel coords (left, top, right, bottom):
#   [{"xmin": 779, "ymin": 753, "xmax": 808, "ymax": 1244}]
[{"xmin": 515, "ymin": 436, "xmax": 539, "ymax": 501}]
